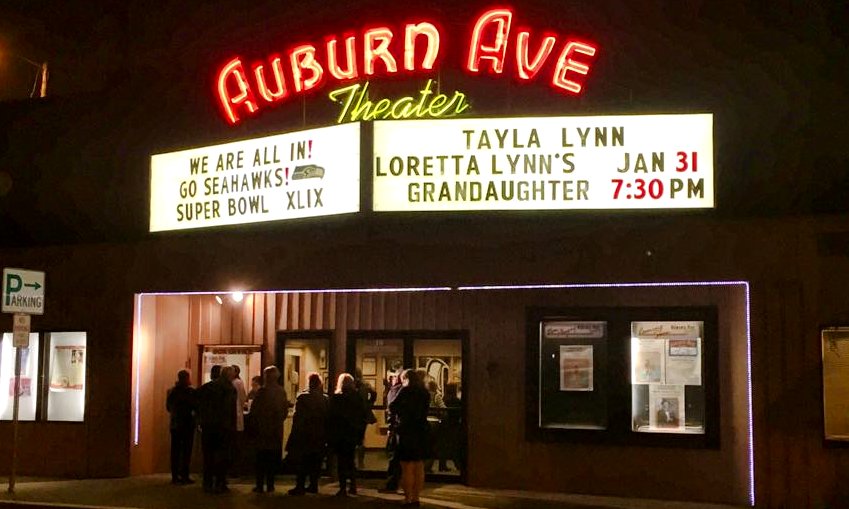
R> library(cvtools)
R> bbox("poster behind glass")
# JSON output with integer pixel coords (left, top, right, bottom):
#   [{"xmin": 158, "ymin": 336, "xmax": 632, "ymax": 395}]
[
  {"xmin": 0, "ymin": 333, "xmax": 40, "ymax": 421},
  {"xmin": 201, "ymin": 347, "xmax": 261, "ymax": 386},
  {"xmin": 631, "ymin": 321, "xmax": 704, "ymax": 434},
  {"xmin": 45, "ymin": 332, "xmax": 87, "ymax": 421},
  {"xmin": 822, "ymin": 327, "xmax": 849, "ymax": 441},
  {"xmin": 539, "ymin": 321, "xmax": 607, "ymax": 430}
]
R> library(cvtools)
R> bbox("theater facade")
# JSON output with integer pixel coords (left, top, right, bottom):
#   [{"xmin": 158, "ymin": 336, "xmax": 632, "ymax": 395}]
[{"xmin": 0, "ymin": 2, "xmax": 847, "ymax": 508}]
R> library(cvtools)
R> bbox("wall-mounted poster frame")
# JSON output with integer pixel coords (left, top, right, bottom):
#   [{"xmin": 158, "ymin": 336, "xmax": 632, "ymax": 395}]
[
  {"xmin": 197, "ymin": 344, "xmax": 263, "ymax": 387},
  {"xmin": 537, "ymin": 319, "xmax": 609, "ymax": 431},
  {"xmin": 526, "ymin": 306, "xmax": 719, "ymax": 449},
  {"xmin": 821, "ymin": 326, "xmax": 849, "ymax": 445},
  {"xmin": 0, "ymin": 333, "xmax": 40, "ymax": 421},
  {"xmin": 43, "ymin": 331, "xmax": 88, "ymax": 422}
]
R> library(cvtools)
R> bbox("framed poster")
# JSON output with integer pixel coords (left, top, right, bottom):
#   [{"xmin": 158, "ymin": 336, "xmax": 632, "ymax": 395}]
[
  {"xmin": 361, "ymin": 356, "xmax": 376, "ymax": 376},
  {"xmin": 560, "ymin": 345, "xmax": 593, "ymax": 391},
  {"xmin": 631, "ymin": 321, "xmax": 704, "ymax": 434},
  {"xmin": 536, "ymin": 320, "xmax": 607, "ymax": 430},
  {"xmin": 822, "ymin": 327, "xmax": 849, "ymax": 441}
]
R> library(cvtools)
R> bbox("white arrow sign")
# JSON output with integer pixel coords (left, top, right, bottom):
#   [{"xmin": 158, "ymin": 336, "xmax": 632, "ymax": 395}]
[{"xmin": 2, "ymin": 268, "xmax": 45, "ymax": 315}]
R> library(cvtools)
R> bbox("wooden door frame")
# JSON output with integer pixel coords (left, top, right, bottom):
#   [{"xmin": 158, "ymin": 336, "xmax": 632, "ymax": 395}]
[{"xmin": 274, "ymin": 330, "xmax": 336, "ymax": 394}]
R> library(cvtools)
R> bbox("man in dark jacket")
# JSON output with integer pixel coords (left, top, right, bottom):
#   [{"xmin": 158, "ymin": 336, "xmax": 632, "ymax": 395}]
[
  {"xmin": 248, "ymin": 366, "xmax": 289, "ymax": 493},
  {"xmin": 166, "ymin": 370, "xmax": 197, "ymax": 485},
  {"xmin": 286, "ymin": 373, "xmax": 329, "ymax": 495},
  {"xmin": 197, "ymin": 365, "xmax": 237, "ymax": 493}
]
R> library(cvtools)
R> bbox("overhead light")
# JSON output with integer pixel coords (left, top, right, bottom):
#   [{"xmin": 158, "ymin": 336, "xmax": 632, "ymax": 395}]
[
  {"xmin": 214, "ymin": 295, "xmax": 223, "ymax": 305},
  {"xmin": 231, "ymin": 292, "xmax": 244, "ymax": 303}
]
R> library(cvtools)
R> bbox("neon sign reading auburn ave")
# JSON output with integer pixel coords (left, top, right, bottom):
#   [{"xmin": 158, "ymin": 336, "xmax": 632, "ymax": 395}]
[{"xmin": 217, "ymin": 7, "xmax": 598, "ymax": 125}]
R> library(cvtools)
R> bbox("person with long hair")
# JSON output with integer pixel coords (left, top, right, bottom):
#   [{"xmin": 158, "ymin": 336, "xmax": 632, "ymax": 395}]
[
  {"xmin": 389, "ymin": 369, "xmax": 431, "ymax": 507},
  {"xmin": 327, "ymin": 373, "xmax": 368, "ymax": 496},
  {"xmin": 286, "ymin": 372, "xmax": 328, "ymax": 495}
]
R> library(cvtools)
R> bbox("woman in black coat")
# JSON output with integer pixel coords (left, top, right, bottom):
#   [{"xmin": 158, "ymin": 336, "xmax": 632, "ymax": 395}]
[
  {"xmin": 389, "ymin": 369, "xmax": 431, "ymax": 507},
  {"xmin": 327, "ymin": 373, "xmax": 368, "ymax": 496},
  {"xmin": 285, "ymin": 373, "xmax": 328, "ymax": 495}
]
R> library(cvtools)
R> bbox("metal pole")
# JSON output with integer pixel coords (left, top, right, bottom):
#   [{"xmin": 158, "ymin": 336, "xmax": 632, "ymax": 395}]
[{"xmin": 8, "ymin": 347, "xmax": 22, "ymax": 493}]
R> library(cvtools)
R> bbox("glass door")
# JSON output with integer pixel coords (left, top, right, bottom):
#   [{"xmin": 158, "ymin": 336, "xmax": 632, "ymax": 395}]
[
  {"xmin": 275, "ymin": 331, "xmax": 335, "ymax": 464},
  {"xmin": 348, "ymin": 331, "xmax": 467, "ymax": 481},
  {"xmin": 413, "ymin": 339, "xmax": 464, "ymax": 477},
  {"xmin": 353, "ymin": 338, "xmax": 404, "ymax": 473}
]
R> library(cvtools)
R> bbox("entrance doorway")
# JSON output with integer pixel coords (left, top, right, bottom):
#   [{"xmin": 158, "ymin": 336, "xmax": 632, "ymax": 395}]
[
  {"xmin": 347, "ymin": 330, "xmax": 468, "ymax": 482},
  {"xmin": 275, "ymin": 330, "xmax": 335, "ymax": 453}
]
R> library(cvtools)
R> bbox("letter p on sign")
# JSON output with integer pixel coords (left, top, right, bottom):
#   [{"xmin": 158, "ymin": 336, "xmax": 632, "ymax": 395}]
[{"xmin": 5, "ymin": 274, "xmax": 22, "ymax": 306}]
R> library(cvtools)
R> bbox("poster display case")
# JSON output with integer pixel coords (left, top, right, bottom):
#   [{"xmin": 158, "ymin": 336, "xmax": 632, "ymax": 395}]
[
  {"xmin": 822, "ymin": 327, "xmax": 849, "ymax": 442},
  {"xmin": 0, "ymin": 333, "xmax": 40, "ymax": 421},
  {"xmin": 537, "ymin": 321, "xmax": 608, "ymax": 430},
  {"xmin": 43, "ymin": 331, "xmax": 87, "ymax": 421},
  {"xmin": 527, "ymin": 307, "xmax": 718, "ymax": 448},
  {"xmin": 630, "ymin": 322, "xmax": 705, "ymax": 434},
  {"xmin": 199, "ymin": 345, "xmax": 262, "ymax": 385}
]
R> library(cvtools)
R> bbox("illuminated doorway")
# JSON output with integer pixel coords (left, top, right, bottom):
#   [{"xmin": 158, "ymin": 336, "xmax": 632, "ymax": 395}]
[
  {"xmin": 347, "ymin": 330, "xmax": 468, "ymax": 482},
  {"xmin": 274, "ymin": 330, "xmax": 336, "ymax": 455}
]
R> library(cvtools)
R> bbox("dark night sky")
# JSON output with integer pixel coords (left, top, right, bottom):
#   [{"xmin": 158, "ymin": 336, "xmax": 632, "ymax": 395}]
[{"xmin": 0, "ymin": 0, "xmax": 847, "ymax": 246}]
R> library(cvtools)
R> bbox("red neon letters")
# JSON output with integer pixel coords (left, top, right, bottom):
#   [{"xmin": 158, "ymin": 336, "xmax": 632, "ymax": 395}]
[
  {"xmin": 467, "ymin": 9, "xmax": 512, "ymax": 74},
  {"xmin": 216, "ymin": 7, "xmax": 597, "ymax": 125},
  {"xmin": 327, "ymin": 37, "xmax": 358, "ymax": 80},
  {"xmin": 218, "ymin": 58, "xmax": 258, "ymax": 124},
  {"xmin": 466, "ymin": 8, "xmax": 597, "ymax": 93}
]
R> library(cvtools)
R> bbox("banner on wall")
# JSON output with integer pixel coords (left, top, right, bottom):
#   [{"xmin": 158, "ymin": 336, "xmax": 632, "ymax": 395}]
[
  {"xmin": 150, "ymin": 123, "xmax": 361, "ymax": 232},
  {"xmin": 544, "ymin": 321, "xmax": 605, "ymax": 339},
  {"xmin": 49, "ymin": 345, "xmax": 86, "ymax": 391},
  {"xmin": 373, "ymin": 114, "xmax": 713, "ymax": 211}
]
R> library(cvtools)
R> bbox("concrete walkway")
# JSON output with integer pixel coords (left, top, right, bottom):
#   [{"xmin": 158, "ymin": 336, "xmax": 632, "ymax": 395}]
[{"xmin": 0, "ymin": 475, "xmax": 746, "ymax": 509}]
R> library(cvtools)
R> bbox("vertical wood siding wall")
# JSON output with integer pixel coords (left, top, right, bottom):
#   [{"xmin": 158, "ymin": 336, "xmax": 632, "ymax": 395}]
[
  {"xmin": 188, "ymin": 293, "xmax": 276, "ymax": 346},
  {"xmin": 276, "ymin": 291, "xmax": 462, "ymax": 331},
  {"xmin": 178, "ymin": 287, "xmax": 750, "ymax": 505}
]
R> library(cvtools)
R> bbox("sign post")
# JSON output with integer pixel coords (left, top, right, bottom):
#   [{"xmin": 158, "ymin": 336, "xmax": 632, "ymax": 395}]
[
  {"xmin": 2, "ymin": 268, "xmax": 44, "ymax": 494},
  {"xmin": 9, "ymin": 347, "xmax": 22, "ymax": 494}
]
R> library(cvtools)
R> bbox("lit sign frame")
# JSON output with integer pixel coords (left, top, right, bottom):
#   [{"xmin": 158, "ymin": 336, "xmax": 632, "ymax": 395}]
[
  {"xmin": 216, "ymin": 6, "xmax": 598, "ymax": 125},
  {"xmin": 372, "ymin": 114, "xmax": 714, "ymax": 212},
  {"xmin": 149, "ymin": 123, "xmax": 361, "ymax": 232}
]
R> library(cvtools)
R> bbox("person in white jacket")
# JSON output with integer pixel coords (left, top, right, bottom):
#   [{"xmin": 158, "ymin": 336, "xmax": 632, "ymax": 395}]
[{"xmin": 231, "ymin": 365, "xmax": 248, "ymax": 474}]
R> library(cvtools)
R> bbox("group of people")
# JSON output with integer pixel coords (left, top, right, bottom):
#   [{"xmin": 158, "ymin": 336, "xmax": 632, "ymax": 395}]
[
  {"xmin": 166, "ymin": 363, "xmax": 444, "ymax": 507},
  {"xmin": 166, "ymin": 364, "xmax": 262, "ymax": 493}
]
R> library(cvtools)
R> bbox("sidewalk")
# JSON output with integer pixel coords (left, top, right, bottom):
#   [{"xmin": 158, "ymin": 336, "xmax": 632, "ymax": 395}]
[{"xmin": 0, "ymin": 475, "xmax": 746, "ymax": 509}]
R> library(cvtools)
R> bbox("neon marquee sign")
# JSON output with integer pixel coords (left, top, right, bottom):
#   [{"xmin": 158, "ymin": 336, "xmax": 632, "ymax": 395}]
[{"xmin": 216, "ymin": 7, "xmax": 598, "ymax": 125}]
